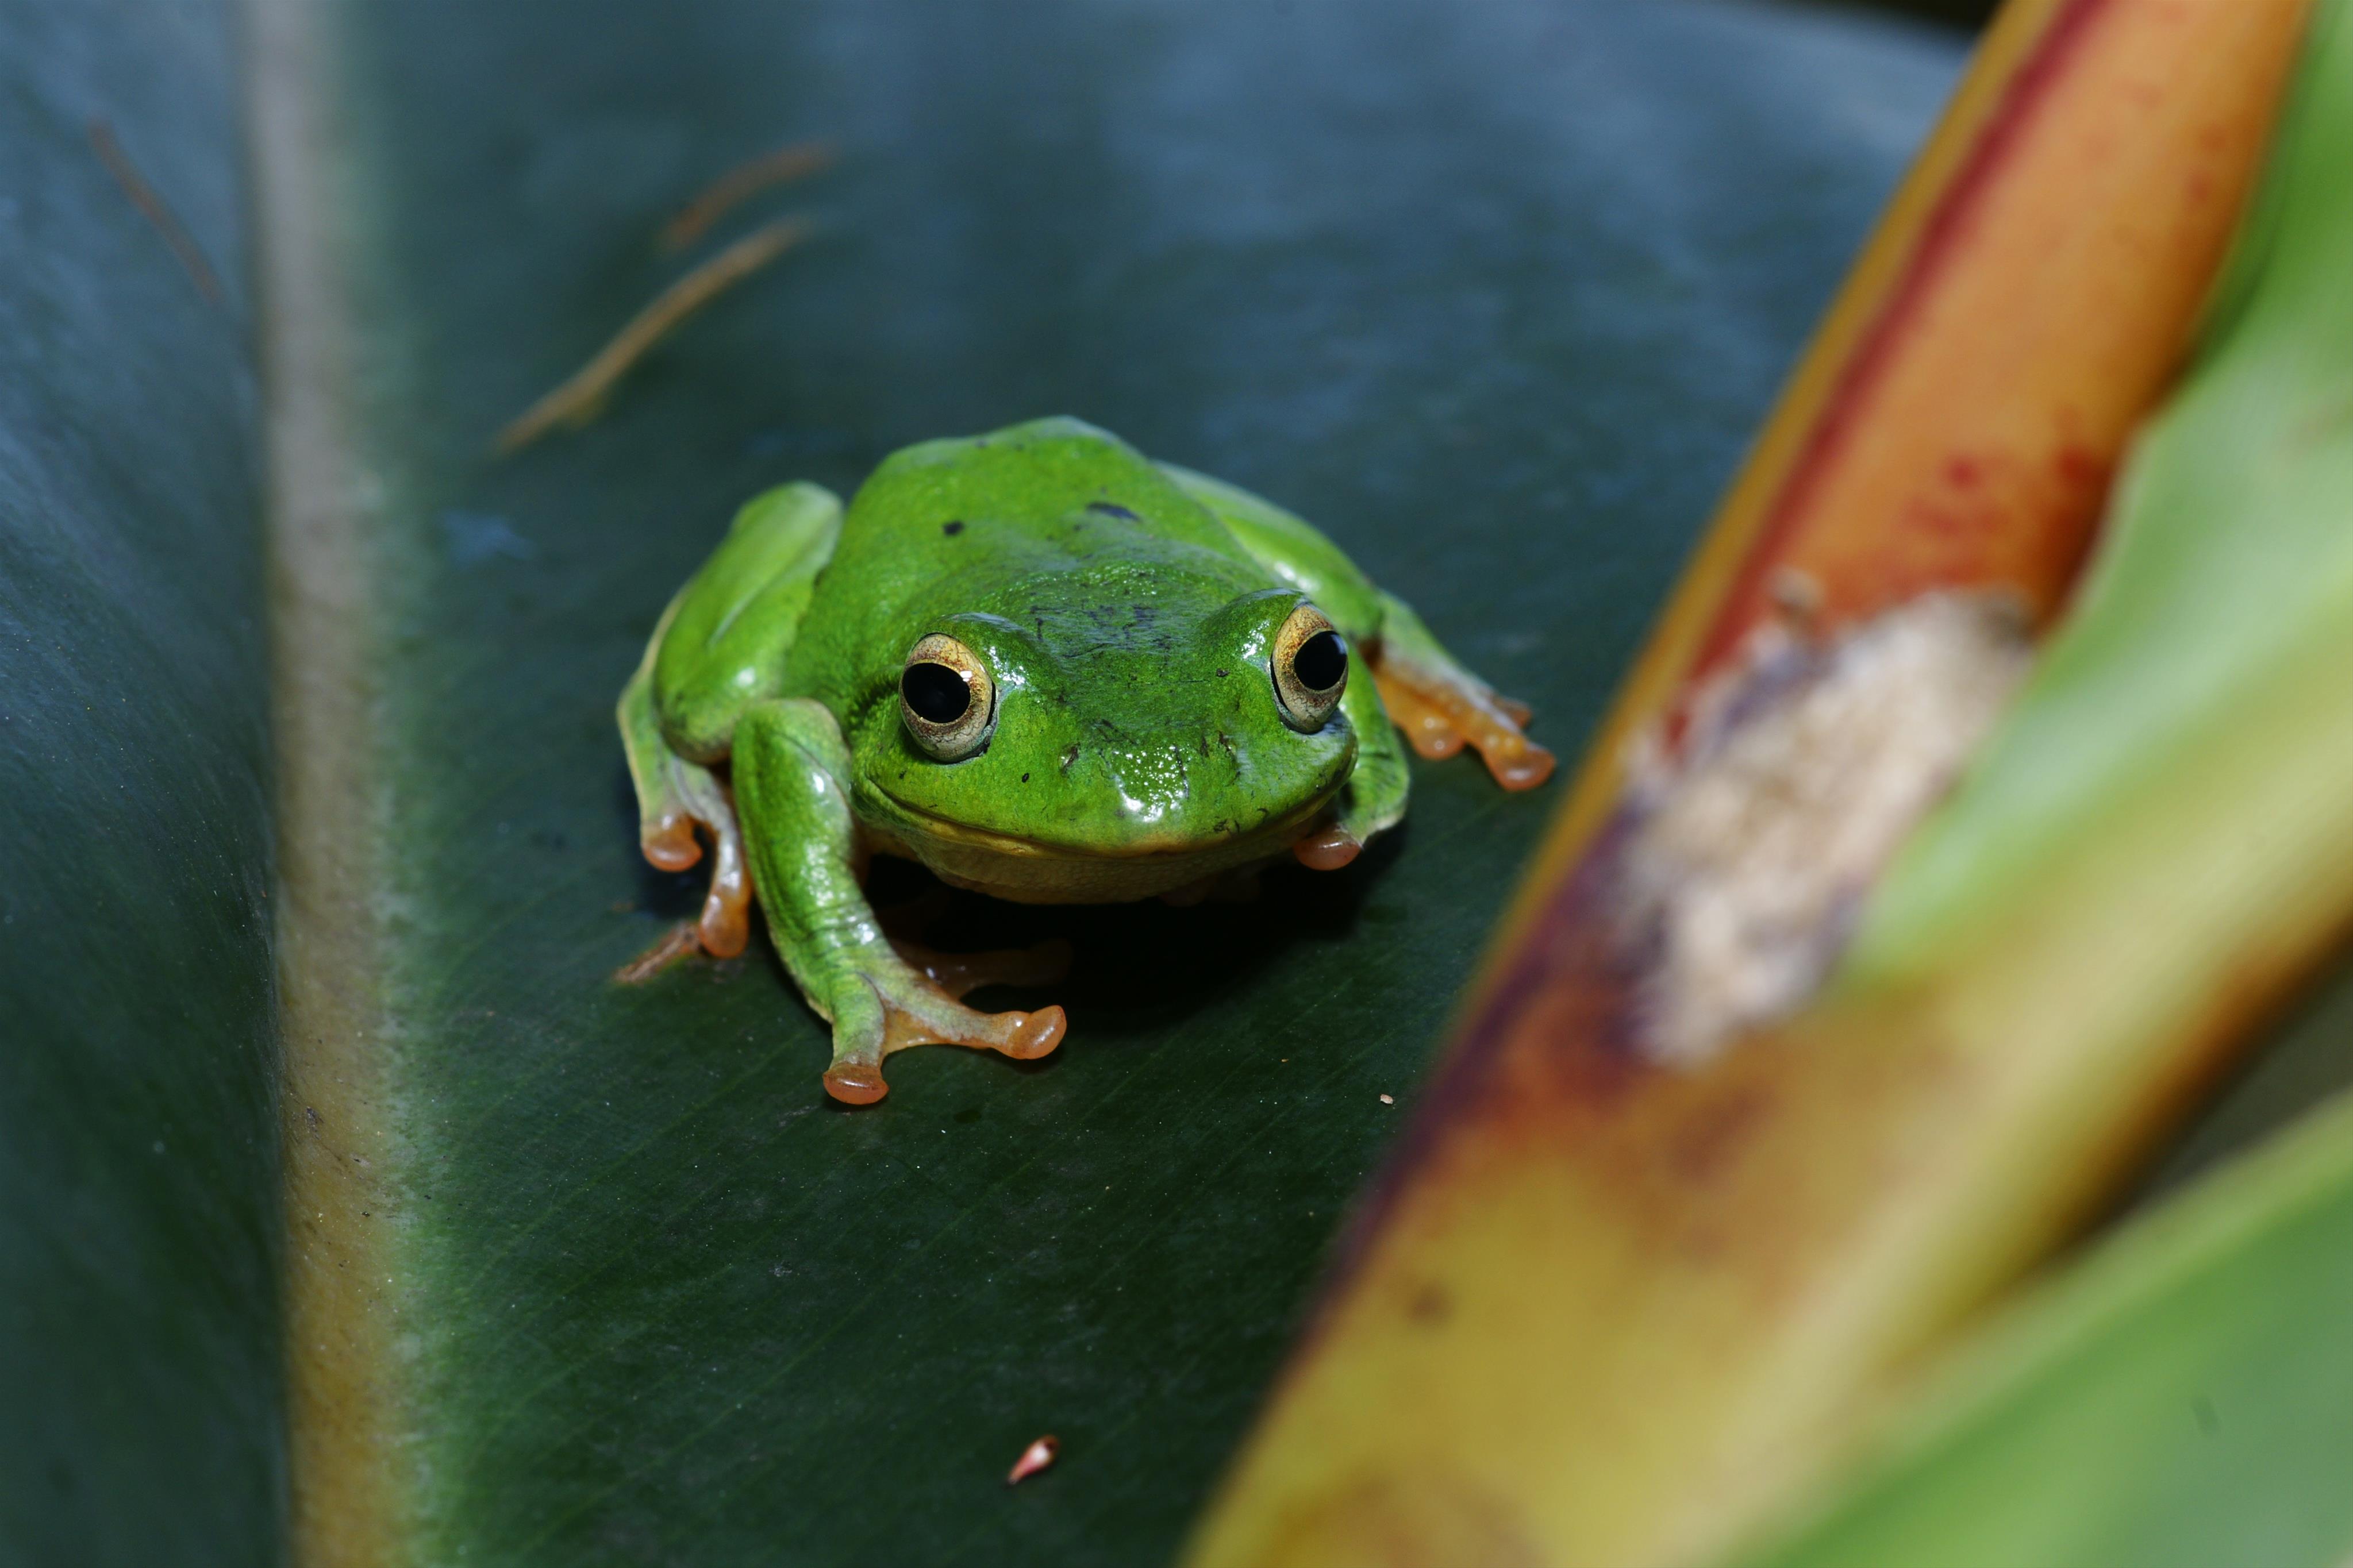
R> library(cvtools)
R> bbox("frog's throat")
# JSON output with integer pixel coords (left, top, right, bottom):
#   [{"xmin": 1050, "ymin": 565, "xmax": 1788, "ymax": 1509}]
[{"xmin": 861, "ymin": 784, "xmax": 1343, "ymax": 904}]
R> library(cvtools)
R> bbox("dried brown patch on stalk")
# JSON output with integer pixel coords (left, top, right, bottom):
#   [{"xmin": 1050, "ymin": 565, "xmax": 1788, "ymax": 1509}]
[{"xmin": 1621, "ymin": 590, "xmax": 2033, "ymax": 1064}]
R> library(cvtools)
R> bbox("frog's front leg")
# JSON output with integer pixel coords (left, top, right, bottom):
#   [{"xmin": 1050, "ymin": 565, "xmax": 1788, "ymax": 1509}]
[{"xmin": 732, "ymin": 697, "xmax": 1068, "ymax": 1105}]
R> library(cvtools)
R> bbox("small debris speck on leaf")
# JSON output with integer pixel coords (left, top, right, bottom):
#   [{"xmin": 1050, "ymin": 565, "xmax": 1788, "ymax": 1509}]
[
  {"xmin": 1007, "ymin": 1434, "xmax": 1060, "ymax": 1485},
  {"xmin": 1379, "ymin": 1093, "xmax": 1395, "ymax": 1105}
]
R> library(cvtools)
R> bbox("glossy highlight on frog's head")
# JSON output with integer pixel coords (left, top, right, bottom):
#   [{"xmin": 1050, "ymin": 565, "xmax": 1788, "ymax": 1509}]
[{"xmin": 849, "ymin": 583, "xmax": 1358, "ymax": 866}]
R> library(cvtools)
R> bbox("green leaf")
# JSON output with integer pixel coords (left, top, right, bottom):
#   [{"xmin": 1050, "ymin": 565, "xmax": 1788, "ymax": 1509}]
[
  {"xmin": 267, "ymin": 3, "xmax": 1974, "ymax": 1560},
  {"xmin": 0, "ymin": 6, "xmax": 283, "ymax": 1565},
  {"xmin": 261, "ymin": 0, "xmax": 1985, "ymax": 1559},
  {"xmin": 272, "ymin": 3, "xmax": 1970, "ymax": 1559},
  {"xmin": 14, "ymin": 0, "xmax": 1973, "ymax": 1564}
]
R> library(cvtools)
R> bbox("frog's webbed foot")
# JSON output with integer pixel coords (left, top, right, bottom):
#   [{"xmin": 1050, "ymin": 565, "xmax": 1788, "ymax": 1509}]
[
  {"xmin": 636, "ymin": 752, "xmax": 754, "ymax": 958},
  {"xmin": 1370, "ymin": 649, "xmax": 1556, "ymax": 791},
  {"xmin": 818, "ymin": 939, "xmax": 1072, "ymax": 1105}
]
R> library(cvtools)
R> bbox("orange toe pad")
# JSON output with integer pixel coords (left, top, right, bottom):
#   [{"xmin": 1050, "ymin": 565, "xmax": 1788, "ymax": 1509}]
[{"xmin": 1373, "ymin": 662, "xmax": 1556, "ymax": 791}]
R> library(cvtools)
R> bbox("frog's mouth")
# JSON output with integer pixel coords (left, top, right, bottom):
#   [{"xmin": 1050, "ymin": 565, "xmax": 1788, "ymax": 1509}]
[{"xmin": 870, "ymin": 781, "xmax": 1340, "ymax": 862}]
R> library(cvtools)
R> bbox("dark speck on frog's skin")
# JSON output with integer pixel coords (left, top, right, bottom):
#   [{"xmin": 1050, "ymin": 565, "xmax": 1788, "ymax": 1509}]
[
  {"xmin": 1214, "ymin": 668, "xmax": 1227, "ymax": 677},
  {"xmin": 1086, "ymin": 500, "xmax": 1140, "ymax": 521},
  {"xmin": 1021, "ymin": 772, "xmax": 1030, "ymax": 783},
  {"xmin": 941, "ymin": 520, "xmax": 965, "ymax": 536},
  {"xmin": 1060, "ymin": 745, "xmax": 1080, "ymax": 773}
]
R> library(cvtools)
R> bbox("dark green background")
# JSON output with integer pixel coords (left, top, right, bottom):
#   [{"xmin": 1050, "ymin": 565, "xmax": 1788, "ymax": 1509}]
[
  {"xmin": 316, "ymin": 1, "xmax": 1964, "ymax": 1562},
  {"xmin": 0, "ymin": 1, "xmax": 282, "ymax": 1565}
]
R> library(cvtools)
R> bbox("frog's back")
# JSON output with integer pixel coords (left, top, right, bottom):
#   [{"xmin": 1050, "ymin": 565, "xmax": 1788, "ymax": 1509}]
[
  {"xmin": 844, "ymin": 416, "xmax": 1253, "ymax": 569},
  {"xmin": 789, "ymin": 418, "xmax": 1275, "ymax": 698}
]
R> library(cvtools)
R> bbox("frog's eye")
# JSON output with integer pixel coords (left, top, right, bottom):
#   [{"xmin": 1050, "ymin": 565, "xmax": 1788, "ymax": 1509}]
[
  {"xmin": 1271, "ymin": 603, "xmax": 1348, "ymax": 732},
  {"xmin": 899, "ymin": 633, "xmax": 997, "ymax": 761}
]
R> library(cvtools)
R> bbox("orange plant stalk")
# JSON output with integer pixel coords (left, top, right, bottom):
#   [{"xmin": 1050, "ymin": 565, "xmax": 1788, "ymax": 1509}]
[{"xmin": 1183, "ymin": 2, "xmax": 2316, "ymax": 1566}]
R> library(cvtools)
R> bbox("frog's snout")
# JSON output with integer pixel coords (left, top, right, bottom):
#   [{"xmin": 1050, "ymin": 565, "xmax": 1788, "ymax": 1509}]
[{"xmin": 1071, "ymin": 712, "xmax": 1354, "ymax": 847}]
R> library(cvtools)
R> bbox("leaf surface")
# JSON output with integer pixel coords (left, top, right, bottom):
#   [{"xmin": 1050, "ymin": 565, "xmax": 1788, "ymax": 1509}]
[
  {"xmin": 272, "ymin": 0, "xmax": 1963, "ymax": 1561},
  {"xmin": 0, "ymin": 4, "xmax": 282, "ymax": 1564}
]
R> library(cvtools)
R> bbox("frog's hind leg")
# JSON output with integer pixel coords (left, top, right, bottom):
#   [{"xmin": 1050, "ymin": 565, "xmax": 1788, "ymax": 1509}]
[
  {"xmin": 1368, "ymin": 592, "xmax": 1555, "ymax": 791},
  {"xmin": 1163, "ymin": 459, "xmax": 1554, "ymax": 800},
  {"xmin": 732, "ymin": 696, "xmax": 1070, "ymax": 1106},
  {"xmin": 618, "ymin": 618, "xmax": 753, "ymax": 956},
  {"xmin": 618, "ymin": 482, "xmax": 843, "ymax": 958}
]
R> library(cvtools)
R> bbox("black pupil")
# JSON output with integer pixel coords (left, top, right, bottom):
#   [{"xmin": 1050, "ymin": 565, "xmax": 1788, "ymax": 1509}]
[
  {"xmin": 902, "ymin": 662, "xmax": 972, "ymax": 725},
  {"xmin": 1293, "ymin": 630, "xmax": 1348, "ymax": 693}
]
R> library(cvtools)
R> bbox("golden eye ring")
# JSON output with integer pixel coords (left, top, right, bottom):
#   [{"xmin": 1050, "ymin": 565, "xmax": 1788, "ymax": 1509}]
[
  {"xmin": 1271, "ymin": 603, "xmax": 1348, "ymax": 731},
  {"xmin": 899, "ymin": 633, "xmax": 997, "ymax": 761}
]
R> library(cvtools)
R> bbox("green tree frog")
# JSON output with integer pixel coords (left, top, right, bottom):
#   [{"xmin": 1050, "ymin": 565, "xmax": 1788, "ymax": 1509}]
[{"xmin": 619, "ymin": 418, "xmax": 1552, "ymax": 1104}]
